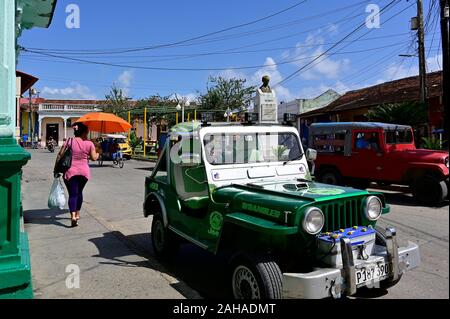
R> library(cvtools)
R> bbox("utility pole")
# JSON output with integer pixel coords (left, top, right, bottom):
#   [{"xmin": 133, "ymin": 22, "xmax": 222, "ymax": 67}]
[
  {"xmin": 28, "ymin": 88, "xmax": 34, "ymax": 143},
  {"xmin": 417, "ymin": 0, "xmax": 427, "ymax": 105},
  {"xmin": 440, "ymin": 0, "xmax": 449, "ymax": 147}
]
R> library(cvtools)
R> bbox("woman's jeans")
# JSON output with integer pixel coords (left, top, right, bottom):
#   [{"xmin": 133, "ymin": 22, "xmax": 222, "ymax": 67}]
[{"xmin": 64, "ymin": 176, "xmax": 88, "ymax": 213}]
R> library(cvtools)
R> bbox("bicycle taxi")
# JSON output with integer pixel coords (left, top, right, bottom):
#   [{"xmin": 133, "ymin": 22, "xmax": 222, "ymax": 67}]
[{"xmin": 97, "ymin": 134, "xmax": 126, "ymax": 168}]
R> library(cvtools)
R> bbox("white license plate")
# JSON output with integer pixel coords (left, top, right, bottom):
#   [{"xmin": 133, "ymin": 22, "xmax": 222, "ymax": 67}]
[{"xmin": 355, "ymin": 263, "xmax": 390, "ymax": 286}]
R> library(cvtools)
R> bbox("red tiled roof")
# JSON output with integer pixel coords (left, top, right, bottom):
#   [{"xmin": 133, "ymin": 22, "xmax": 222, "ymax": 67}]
[
  {"xmin": 16, "ymin": 70, "xmax": 39, "ymax": 95},
  {"xmin": 302, "ymin": 71, "xmax": 443, "ymax": 117},
  {"xmin": 42, "ymin": 99, "xmax": 104, "ymax": 104}
]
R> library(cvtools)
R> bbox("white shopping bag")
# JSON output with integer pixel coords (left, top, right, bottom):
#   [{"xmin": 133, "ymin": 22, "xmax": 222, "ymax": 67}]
[{"xmin": 48, "ymin": 178, "xmax": 66, "ymax": 210}]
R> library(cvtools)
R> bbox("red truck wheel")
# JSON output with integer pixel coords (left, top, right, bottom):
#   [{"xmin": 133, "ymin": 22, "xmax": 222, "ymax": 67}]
[
  {"xmin": 319, "ymin": 168, "xmax": 342, "ymax": 185},
  {"xmin": 412, "ymin": 175, "xmax": 448, "ymax": 205}
]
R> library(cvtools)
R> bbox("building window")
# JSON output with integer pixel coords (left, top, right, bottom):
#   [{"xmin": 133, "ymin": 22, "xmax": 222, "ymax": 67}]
[{"xmin": 66, "ymin": 119, "xmax": 72, "ymax": 128}]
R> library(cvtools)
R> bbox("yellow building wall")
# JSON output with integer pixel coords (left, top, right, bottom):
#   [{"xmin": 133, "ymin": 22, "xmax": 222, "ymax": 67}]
[{"xmin": 21, "ymin": 111, "xmax": 29, "ymax": 135}]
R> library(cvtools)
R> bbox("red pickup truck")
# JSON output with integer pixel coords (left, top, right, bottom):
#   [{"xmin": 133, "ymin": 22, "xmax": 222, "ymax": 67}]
[{"xmin": 308, "ymin": 122, "xmax": 449, "ymax": 205}]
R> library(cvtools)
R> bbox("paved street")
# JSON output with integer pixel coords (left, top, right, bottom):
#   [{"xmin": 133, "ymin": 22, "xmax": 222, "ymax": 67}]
[{"xmin": 22, "ymin": 148, "xmax": 448, "ymax": 299}]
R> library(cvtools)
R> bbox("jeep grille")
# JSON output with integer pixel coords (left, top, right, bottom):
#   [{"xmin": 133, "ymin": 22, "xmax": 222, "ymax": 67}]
[{"xmin": 318, "ymin": 198, "xmax": 363, "ymax": 232}]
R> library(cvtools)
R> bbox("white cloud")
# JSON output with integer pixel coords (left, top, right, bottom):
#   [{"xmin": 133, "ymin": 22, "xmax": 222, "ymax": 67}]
[
  {"xmin": 427, "ymin": 53, "xmax": 443, "ymax": 72},
  {"xmin": 282, "ymin": 28, "xmax": 350, "ymax": 80},
  {"xmin": 170, "ymin": 93, "xmax": 198, "ymax": 103},
  {"xmin": 116, "ymin": 70, "xmax": 133, "ymax": 96},
  {"xmin": 41, "ymin": 83, "xmax": 96, "ymax": 99},
  {"xmin": 214, "ymin": 57, "xmax": 294, "ymax": 102},
  {"xmin": 217, "ymin": 69, "xmax": 247, "ymax": 80}
]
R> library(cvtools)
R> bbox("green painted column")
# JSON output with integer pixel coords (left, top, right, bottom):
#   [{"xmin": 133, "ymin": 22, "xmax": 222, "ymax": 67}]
[{"xmin": 0, "ymin": 0, "xmax": 33, "ymax": 299}]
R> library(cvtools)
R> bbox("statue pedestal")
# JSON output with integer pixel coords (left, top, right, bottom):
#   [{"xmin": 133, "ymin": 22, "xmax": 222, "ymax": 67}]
[
  {"xmin": 0, "ymin": 137, "xmax": 33, "ymax": 299},
  {"xmin": 254, "ymin": 89, "xmax": 278, "ymax": 123}
]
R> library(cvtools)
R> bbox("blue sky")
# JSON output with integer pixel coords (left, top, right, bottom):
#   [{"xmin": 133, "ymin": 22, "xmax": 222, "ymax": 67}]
[{"xmin": 17, "ymin": 0, "xmax": 443, "ymax": 102}]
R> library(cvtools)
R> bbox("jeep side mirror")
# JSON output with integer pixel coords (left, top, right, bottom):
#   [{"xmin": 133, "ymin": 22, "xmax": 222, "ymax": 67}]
[{"xmin": 306, "ymin": 148, "xmax": 317, "ymax": 162}]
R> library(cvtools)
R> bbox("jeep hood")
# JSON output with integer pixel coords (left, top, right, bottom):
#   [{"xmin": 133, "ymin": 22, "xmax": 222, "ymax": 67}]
[
  {"xmin": 213, "ymin": 179, "xmax": 369, "ymax": 208},
  {"xmin": 392, "ymin": 148, "xmax": 448, "ymax": 163}
]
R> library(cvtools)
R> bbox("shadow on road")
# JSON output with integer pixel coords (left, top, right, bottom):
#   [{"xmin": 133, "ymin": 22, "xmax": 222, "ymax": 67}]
[
  {"xmin": 368, "ymin": 186, "xmax": 449, "ymax": 208},
  {"xmin": 134, "ymin": 167, "xmax": 154, "ymax": 172},
  {"xmin": 23, "ymin": 209, "xmax": 72, "ymax": 229},
  {"xmin": 88, "ymin": 231, "xmax": 228, "ymax": 299},
  {"xmin": 352, "ymin": 286, "xmax": 389, "ymax": 299}
]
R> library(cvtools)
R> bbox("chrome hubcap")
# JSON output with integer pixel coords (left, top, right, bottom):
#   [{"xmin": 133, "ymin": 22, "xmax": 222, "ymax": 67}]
[{"xmin": 232, "ymin": 265, "xmax": 260, "ymax": 299}]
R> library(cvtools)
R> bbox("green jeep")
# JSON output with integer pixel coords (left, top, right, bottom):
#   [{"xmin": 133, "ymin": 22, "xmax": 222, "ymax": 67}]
[{"xmin": 143, "ymin": 120, "xmax": 420, "ymax": 299}]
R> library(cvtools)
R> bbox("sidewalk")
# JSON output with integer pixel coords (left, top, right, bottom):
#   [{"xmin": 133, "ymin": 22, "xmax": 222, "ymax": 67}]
[{"xmin": 21, "ymin": 150, "xmax": 190, "ymax": 299}]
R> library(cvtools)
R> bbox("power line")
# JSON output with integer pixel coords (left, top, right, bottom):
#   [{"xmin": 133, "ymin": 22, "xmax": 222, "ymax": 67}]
[
  {"xmin": 21, "ymin": 32, "xmax": 410, "ymax": 62},
  {"xmin": 274, "ymin": 0, "xmax": 412, "ymax": 87},
  {"xmin": 27, "ymin": 0, "xmax": 308, "ymax": 55},
  {"xmin": 21, "ymin": 40, "xmax": 411, "ymax": 69}
]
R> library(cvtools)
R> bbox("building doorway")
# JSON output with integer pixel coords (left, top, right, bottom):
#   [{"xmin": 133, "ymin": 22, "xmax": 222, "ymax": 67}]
[{"xmin": 46, "ymin": 123, "xmax": 59, "ymax": 143}]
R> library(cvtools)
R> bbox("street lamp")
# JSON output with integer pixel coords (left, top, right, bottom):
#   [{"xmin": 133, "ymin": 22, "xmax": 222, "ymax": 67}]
[
  {"xmin": 399, "ymin": 54, "xmax": 418, "ymax": 57},
  {"xmin": 176, "ymin": 99, "xmax": 190, "ymax": 123},
  {"xmin": 224, "ymin": 107, "xmax": 233, "ymax": 122}
]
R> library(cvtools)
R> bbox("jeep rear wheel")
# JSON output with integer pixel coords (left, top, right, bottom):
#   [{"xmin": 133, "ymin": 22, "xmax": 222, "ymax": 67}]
[
  {"xmin": 412, "ymin": 175, "xmax": 448, "ymax": 205},
  {"xmin": 319, "ymin": 168, "xmax": 342, "ymax": 185},
  {"xmin": 151, "ymin": 213, "xmax": 179, "ymax": 260},
  {"xmin": 230, "ymin": 255, "xmax": 283, "ymax": 299}
]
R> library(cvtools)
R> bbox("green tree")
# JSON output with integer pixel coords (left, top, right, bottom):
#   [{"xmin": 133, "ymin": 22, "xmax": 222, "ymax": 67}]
[
  {"xmin": 198, "ymin": 76, "xmax": 256, "ymax": 114},
  {"xmin": 422, "ymin": 137, "xmax": 446, "ymax": 150},
  {"xmin": 103, "ymin": 83, "xmax": 131, "ymax": 115},
  {"xmin": 366, "ymin": 101, "xmax": 427, "ymax": 127}
]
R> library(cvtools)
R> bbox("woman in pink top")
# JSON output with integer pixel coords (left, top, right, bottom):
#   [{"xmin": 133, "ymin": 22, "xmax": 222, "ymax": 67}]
[{"xmin": 55, "ymin": 123, "xmax": 99, "ymax": 227}]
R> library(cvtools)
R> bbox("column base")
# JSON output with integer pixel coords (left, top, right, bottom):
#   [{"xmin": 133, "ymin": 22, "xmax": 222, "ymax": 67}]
[
  {"xmin": 0, "ymin": 137, "xmax": 33, "ymax": 299},
  {"xmin": 0, "ymin": 232, "xmax": 33, "ymax": 299}
]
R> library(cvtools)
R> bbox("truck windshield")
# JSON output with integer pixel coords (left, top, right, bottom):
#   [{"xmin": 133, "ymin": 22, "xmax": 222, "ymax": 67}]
[
  {"xmin": 385, "ymin": 129, "xmax": 413, "ymax": 144},
  {"xmin": 203, "ymin": 132, "xmax": 302, "ymax": 165}
]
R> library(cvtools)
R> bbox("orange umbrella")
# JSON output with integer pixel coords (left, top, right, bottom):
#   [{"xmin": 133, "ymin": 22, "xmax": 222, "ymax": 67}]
[{"xmin": 76, "ymin": 112, "xmax": 132, "ymax": 133}]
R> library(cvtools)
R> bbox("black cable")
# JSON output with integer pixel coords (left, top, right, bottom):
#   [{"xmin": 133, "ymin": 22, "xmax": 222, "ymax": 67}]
[
  {"xmin": 26, "ymin": 0, "xmax": 308, "ymax": 55},
  {"xmin": 21, "ymin": 41, "xmax": 410, "ymax": 70},
  {"xmin": 274, "ymin": 0, "xmax": 410, "ymax": 87}
]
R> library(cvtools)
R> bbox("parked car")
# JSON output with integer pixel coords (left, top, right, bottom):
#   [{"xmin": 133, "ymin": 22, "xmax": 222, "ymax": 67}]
[
  {"xmin": 142, "ymin": 119, "xmax": 420, "ymax": 299},
  {"xmin": 308, "ymin": 122, "xmax": 449, "ymax": 205}
]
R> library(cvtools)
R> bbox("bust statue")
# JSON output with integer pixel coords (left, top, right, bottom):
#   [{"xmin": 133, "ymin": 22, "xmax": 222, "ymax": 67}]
[{"xmin": 259, "ymin": 75, "xmax": 272, "ymax": 93}]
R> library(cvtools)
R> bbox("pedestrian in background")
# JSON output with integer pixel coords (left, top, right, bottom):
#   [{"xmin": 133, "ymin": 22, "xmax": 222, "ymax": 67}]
[{"xmin": 54, "ymin": 122, "xmax": 99, "ymax": 227}]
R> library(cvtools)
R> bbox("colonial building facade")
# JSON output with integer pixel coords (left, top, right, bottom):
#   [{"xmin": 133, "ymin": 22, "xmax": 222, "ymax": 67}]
[
  {"xmin": 19, "ymin": 98, "xmax": 102, "ymax": 146},
  {"xmin": 38, "ymin": 100, "xmax": 101, "ymax": 146}
]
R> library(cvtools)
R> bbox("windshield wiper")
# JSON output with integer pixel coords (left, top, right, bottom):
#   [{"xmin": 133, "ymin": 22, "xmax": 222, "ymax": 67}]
[{"xmin": 283, "ymin": 153, "xmax": 304, "ymax": 166}]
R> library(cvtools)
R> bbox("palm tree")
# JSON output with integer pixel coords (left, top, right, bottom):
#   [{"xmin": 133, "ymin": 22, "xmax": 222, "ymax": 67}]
[{"xmin": 366, "ymin": 101, "xmax": 427, "ymax": 127}]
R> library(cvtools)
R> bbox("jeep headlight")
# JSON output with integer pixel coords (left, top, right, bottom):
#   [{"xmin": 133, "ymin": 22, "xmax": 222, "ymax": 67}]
[
  {"xmin": 303, "ymin": 207, "xmax": 325, "ymax": 235},
  {"xmin": 364, "ymin": 196, "xmax": 383, "ymax": 221},
  {"xmin": 445, "ymin": 157, "xmax": 449, "ymax": 168}
]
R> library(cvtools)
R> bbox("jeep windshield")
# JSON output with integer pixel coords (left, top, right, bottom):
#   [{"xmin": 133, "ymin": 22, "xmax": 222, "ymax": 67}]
[
  {"xmin": 203, "ymin": 132, "xmax": 302, "ymax": 165},
  {"xmin": 385, "ymin": 129, "xmax": 413, "ymax": 144}
]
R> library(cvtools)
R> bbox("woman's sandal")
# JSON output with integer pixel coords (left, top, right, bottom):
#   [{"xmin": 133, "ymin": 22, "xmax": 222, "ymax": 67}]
[
  {"xmin": 70, "ymin": 214, "xmax": 78, "ymax": 227},
  {"xmin": 71, "ymin": 219, "xmax": 78, "ymax": 228}
]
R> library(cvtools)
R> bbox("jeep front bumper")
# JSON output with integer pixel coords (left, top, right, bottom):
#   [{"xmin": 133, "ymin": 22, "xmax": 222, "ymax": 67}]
[{"xmin": 282, "ymin": 227, "xmax": 420, "ymax": 299}]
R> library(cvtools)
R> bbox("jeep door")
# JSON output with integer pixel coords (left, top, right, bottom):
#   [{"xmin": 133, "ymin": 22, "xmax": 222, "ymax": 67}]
[{"xmin": 166, "ymin": 136, "xmax": 218, "ymax": 249}]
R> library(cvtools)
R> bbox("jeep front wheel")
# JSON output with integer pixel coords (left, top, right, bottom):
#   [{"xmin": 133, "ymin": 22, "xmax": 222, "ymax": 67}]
[
  {"xmin": 230, "ymin": 255, "xmax": 283, "ymax": 299},
  {"xmin": 151, "ymin": 213, "xmax": 179, "ymax": 260},
  {"xmin": 412, "ymin": 175, "xmax": 448, "ymax": 205}
]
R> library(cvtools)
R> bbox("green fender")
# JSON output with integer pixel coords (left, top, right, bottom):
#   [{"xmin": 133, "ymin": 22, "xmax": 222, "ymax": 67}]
[{"xmin": 223, "ymin": 212, "xmax": 298, "ymax": 235}]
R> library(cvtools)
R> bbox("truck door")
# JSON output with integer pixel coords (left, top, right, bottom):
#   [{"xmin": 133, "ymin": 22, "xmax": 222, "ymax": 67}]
[{"xmin": 351, "ymin": 130, "xmax": 383, "ymax": 180}]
